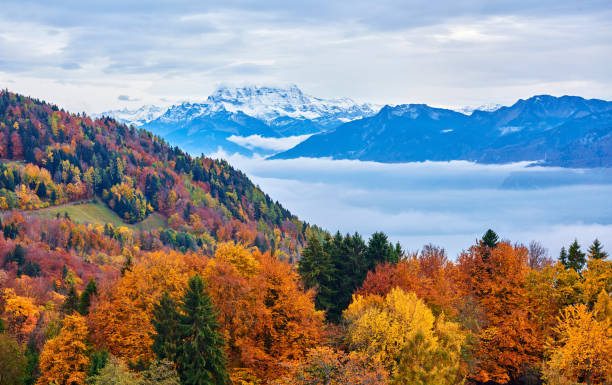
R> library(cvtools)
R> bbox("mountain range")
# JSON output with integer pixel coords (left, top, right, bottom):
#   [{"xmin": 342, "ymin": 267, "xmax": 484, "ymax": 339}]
[
  {"xmin": 273, "ymin": 95, "xmax": 612, "ymax": 167},
  {"xmin": 100, "ymin": 85, "xmax": 377, "ymax": 156},
  {"xmin": 101, "ymin": 88, "xmax": 612, "ymax": 168}
]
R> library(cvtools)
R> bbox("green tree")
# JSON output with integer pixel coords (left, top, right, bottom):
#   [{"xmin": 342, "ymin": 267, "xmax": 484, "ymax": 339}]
[
  {"xmin": 78, "ymin": 279, "xmax": 97, "ymax": 315},
  {"xmin": 62, "ymin": 284, "xmax": 79, "ymax": 314},
  {"xmin": 559, "ymin": 247, "xmax": 568, "ymax": 267},
  {"xmin": 481, "ymin": 229, "xmax": 499, "ymax": 249},
  {"xmin": 153, "ymin": 275, "xmax": 229, "ymax": 385},
  {"xmin": 88, "ymin": 357, "xmax": 139, "ymax": 385},
  {"xmin": 588, "ymin": 239, "xmax": 608, "ymax": 260},
  {"xmin": 151, "ymin": 291, "xmax": 180, "ymax": 362},
  {"xmin": 88, "ymin": 349, "xmax": 110, "ymax": 378},
  {"xmin": 566, "ymin": 240, "xmax": 586, "ymax": 272},
  {"xmin": 366, "ymin": 231, "xmax": 401, "ymax": 269},
  {"xmin": 298, "ymin": 235, "xmax": 336, "ymax": 315},
  {"xmin": 0, "ymin": 333, "xmax": 27, "ymax": 385}
]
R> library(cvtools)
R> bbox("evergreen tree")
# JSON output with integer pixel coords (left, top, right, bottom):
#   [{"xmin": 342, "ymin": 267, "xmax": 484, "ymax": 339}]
[
  {"xmin": 177, "ymin": 275, "xmax": 229, "ymax": 385},
  {"xmin": 62, "ymin": 285, "xmax": 79, "ymax": 314},
  {"xmin": 78, "ymin": 279, "xmax": 97, "ymax": 315},
  {"xmin": 481, "ymin": 229, "xmax": 499, "ymax": 248},
  {"xmin": 153, "ymin": 275, "xmax": 229, "ymax": 385},
  {"xmin": 566, "ymin": 240, "xmax": 586, "ymax": 272},
  {"xmin": 87, "ymin": 349, "xmax": 109, "ymax": 378},
  {"xmin": 298, "ymin": 235, "xmax": 336, "ymax": 314},
  {"xmin": 152, "ymin": 291, "xmax": 180, "ymax": 362},
  {"xmin": 587, "ymin": 239, "xmax": 608, "ymax": 260},
  {"xmin": 365, "ymin": 231, "xmax": 400, "ymax": 270},
  {"xmin": 559, "ymin": 247, "xmax": 568, "ymax": 266}
]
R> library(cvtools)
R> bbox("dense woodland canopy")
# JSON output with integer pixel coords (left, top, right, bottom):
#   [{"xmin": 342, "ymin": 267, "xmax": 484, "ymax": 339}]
[{"xmin": 0, "ymin": 91, "xmax": 610, "ymax": 385}]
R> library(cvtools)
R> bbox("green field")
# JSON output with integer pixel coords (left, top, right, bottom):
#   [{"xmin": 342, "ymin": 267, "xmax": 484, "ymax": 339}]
[{"xmin": 32, "ymin": 202, "xmax": 167, "ymax": 231}]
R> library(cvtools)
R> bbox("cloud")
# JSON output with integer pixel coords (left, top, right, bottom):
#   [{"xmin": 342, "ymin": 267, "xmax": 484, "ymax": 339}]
[
  {"xmin": 226, "ymin": 134, "xmax": 314, "ymax": 151},
  {"xmin": 0, "ymin": 1, "xmax": 610, "ymax": 112},
  {"xmin": 216, "ymin": 155, "xmax": 612, "ymax": 258},
  {"xmin": 117, "ymin": 94, "xmax": 140, "ymax": 102}
]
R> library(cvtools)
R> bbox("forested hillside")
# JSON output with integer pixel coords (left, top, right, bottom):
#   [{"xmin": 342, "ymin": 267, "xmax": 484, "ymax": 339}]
[{"xmin": 0, "ymin": 90, "xmax": 319, "ymax": 256}]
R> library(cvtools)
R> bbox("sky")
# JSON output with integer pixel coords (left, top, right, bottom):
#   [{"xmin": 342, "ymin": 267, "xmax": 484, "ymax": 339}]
[
  {"xmin": 219, "ymin": 154, "xmax": 612, "ymax": 258},
  {"xmin": 1, "ymin": 0, "xmax": 612, "ymax": 112}
]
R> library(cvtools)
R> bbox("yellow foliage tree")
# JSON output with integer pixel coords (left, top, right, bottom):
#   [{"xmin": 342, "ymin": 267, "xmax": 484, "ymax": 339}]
[
  {"xmin": 37, "ymin": 314, "xmax": 91, "ymax": 385},
  {"xmin": 2, "ymin": 288, "xmax": 40, "ymax": 345},
  {"xmin": 213, "ymin": 242, "xmax": 260, "ymax": 278},
  {"xmin": 344, "ymin": 287, "xmax": 465, "ymax": 383},
  {"xmin": 543, "ymin": 304, "xmax": 612, "ymax": 385}
]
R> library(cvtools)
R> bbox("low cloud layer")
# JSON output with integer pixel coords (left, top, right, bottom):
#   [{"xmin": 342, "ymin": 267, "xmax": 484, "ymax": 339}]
[
  {"xmin": 215, "ymin": 154, "xmax": 612, "ymax": 258},
  {"xmin": 226, "ymin": 134, "xmax": 313, "ymax": 152}
]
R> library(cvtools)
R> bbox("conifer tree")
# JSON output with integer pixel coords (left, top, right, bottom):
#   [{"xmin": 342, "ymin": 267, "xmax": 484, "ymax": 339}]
[
  {"xmin": 177, "ymin": 275, "xmax": 229, "ymax": 385},
  {"xmin": 559, "ymin": 246, "xmax": 568, "ymax": 266},
  {"xmin": 481, "ymin": 229, "xmax": 499, "ymax": 248},
  {"xmin": 566, "ymin": 240, "xmax": 586, "ymax": 272},
  {"xmin": 153, "ymin": 275, "xmax": 229, "ymax": 385},
  {"xmin": 298, "ymin": 235, "xmax": 336, "ymax": 313},
  {"xmin": 588, "ymin": 239, "xmax": 608, "ymax": 260},
  {"xmin": 62, "ymin": 285, "xmax": 79, "ymax": 314},
  {"xmin": 78, "ymin": 278, "xmax": 97, "ymax": 315},
  {"xmin": 152, "ymin": 291, "xmax": 180, "ymax": 362}
]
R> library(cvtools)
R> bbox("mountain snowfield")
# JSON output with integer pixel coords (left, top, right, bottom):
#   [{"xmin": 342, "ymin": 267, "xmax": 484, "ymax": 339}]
[{"xmin": 99, "ymin": 85, "xmax": 378, "ymax": 127}]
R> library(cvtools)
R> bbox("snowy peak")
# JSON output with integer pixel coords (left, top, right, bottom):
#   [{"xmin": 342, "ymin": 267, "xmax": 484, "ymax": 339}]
[
  {"xmin": 203, "ymin": 85, "xmax": 377, "ymax": 122},
  {"xmin": 455, "ymin": 103, "xmax": 503, "ymax": 115},
  {"xmin": 96, "ymin": 105, "xmax": 165, "ymax": 126}
]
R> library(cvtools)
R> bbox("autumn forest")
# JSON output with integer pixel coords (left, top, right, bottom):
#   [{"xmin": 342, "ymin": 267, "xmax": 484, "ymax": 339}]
[{"xmin": 0, "ymin": 90, "xmax": 611, "ymax": 385}]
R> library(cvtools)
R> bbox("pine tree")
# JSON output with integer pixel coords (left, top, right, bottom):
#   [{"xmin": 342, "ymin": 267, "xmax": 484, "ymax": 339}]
[
  {"xmin": 481, "ymin": 229, "xmax": 499, "ymax": 248},
  {"xmin": 152, "ymin": 291, "xmax": 180, "ymax": 362},
  {"xmin": 566, "ymin": 240, "xmax": 586, "ymax": 272},
  {"xmin": 587, "ymin": 239, "xmax": 608, "ymax": 260},
  {"xmin": 154, "ymin": 275, "xmax": 229, "ymax": 385},
  {"xmin": 559, "ymin": 247, "xmax": 568, "ymax": 266},
  {"xmin": 78, "ymin": 279, "xmax": 97, "ymax": 315},
  {"xmin": 298, "ymin": 235, "xmax": 336, "ymax": 315},
  {"xmin": 366, "ymin": 232, "xmax": 400, "ymax": 269},
  {"xmin": 62, "ymin": 285, "xmax": 79, "ymax": 314}
]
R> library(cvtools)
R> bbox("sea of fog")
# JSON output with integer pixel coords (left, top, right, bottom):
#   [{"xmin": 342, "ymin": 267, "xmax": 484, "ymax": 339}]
[{"xmin": 215, "ymin": 152, "xmax": 612, "ymax": 259}]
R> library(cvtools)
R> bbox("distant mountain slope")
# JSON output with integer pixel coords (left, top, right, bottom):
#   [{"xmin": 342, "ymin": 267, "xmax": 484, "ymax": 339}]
[
  {"xmin": 101, "ymin": 85, "xmax": 378, "ymax": 156},
  {"xmin": 0, "ymin": 90, "xmax": 320, "ymax": 255},
  {"xmin": 272, "ymin": 95, "xmax": 612, "ymax": 167}
]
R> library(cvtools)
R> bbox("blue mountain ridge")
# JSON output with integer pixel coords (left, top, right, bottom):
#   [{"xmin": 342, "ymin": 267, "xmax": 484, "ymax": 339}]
[{"xmin": 271, "ymin": 95, "xmax": 612, "ymax": 167}]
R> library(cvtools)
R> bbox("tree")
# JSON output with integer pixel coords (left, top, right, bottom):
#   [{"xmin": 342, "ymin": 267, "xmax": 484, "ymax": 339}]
[
  {"xmin": 528, "ymin": 240, "xmax": 551, "ymax": 270},
  {"xmin": 62, "ymin": 284, "xmax": 79, "ymax": 314},
  {"xmin": 298, "ymin": 235, "xmax": 336, "ymax": 314},
  {"xmin": 565, "ymin": 240, "xmax": 586, "ymax": 272},
  {"xmin": 151, "ymin": 291, "xmax": 180, "ymax": 362},
  {"xmin": 274, "ymin": 347, "xmax": 388, "ymax": 385},
  {"xmin": 481, "ymin": 229, "xmax": 499, "ymax": 248},
  {"xmin": 542, "ymin": 304, "xmax": 612, "ymax": 385},
  {"xmin": 155, "ymin": 274, "xmax": 229, "ymax": 385},
  {"xmin": 37, "ymin": 314, "xmax": 91, "ymax": 385},
  {"xmin": 88, "ymin": 357, "xmax": 140, "ymax": 385},
  {"xmin": 366, "ymin": 231, "xmax": 401, "ymax": 269},
  {"xmin": 588, "ymin": 239, "xmax": 608, "ymax": 260},
  {"xmin": 343, "ymin": 288, "xmax": 465, "ymax": 380},
  {"xmin": 559, "ymin": 247, "xmax": 568, "ymax": 267},
  {"xmin": 140, "ymin": 360, "xmax": 181, "ymax": 385},
  {"xmin": 78, "ymin": 278, "xmax": 97, "ymax": 315},
  {"xmin": 0, "ymin": 333, "xmax": 27, "ymax": 385},
  {"xmin": 457, "ymin": 242, "xmax": 540, "ymax": 384}
]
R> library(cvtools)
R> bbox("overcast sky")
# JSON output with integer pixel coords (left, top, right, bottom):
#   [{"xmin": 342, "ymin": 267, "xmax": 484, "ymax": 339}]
[{"xmin": 1, "ymin": 0, "xmax": 611, "ymax": 112}]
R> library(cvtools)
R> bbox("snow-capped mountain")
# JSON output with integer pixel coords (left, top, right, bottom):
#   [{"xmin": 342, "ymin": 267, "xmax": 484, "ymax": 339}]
[
  {"xmin": 454, "ymin": 103, "xmax": 504, "ymax": 115},
  {"xmin": 156, "ymin": 85, "xmax": 377, "ymax": 125},
  {"xmin": 96, "ymin": 105, "xmax": 166, "ymax": 126},
  {"xmin": 136, "ymin": 85, "xmax": 379, "ymax": 156}
]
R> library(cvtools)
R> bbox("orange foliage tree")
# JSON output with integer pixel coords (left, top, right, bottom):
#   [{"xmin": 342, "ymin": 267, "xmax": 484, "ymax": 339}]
[
  {"xmin": 37, "ymin": 314, "xmax": 90, "ymax": 385},
  {"xmin": 456, "ymin": 242, "xmax": 541, "ymax": 384}
]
